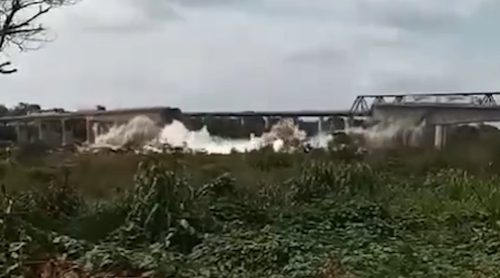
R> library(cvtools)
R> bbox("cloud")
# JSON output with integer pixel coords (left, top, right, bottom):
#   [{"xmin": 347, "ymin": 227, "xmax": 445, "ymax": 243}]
[
  {"xmin": 65, "ymin": 0, "xmax": 181, "ymax": 33},
  {"xmin": 356, "ymin": 0, "xmax": 486, "ymax": 33},
  {"xmin": 372, "ymin": 72, "xmax": 458, "ymax": 93},
  {"xmin": 130, "ymin": 0, "xmax": 181, "ymax": 21},
  {"xmin": 2, "ymin": 0, "xmax": 500, "ymax": 111},
  {"xmin": 171, "ymin": 0, "xmax": 255, "ymax": 7},
  {"xmin": 287, "ymin": 47, "xmax": 349, "ymax": 66}
]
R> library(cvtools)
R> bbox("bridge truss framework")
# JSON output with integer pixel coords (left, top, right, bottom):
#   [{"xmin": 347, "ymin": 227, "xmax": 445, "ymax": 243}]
[{"xmin": 349, "ymin": 92, "xmax": 500, "ymax": 114}]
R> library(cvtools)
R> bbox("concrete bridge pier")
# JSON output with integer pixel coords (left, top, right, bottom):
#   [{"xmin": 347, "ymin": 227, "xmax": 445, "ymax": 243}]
[
  {"xmin": 14, "ymin": 123, "xmax": 22, "ymax": 142},
  {"xmin": 36, "ymin": 120, "xmax": 44, "ymax": 141},
  {"xmin": 434, "ymin": 124, "xmax": 447, "ymax": 149},
  {"xmin": 318, "ymin": 117, "xmax": 324, "ymax": 134},
  {"xmin": 61, "ymin": 119, "xmax": 68, "ymax": 146},
  {"xmin": 85, "ymin": 117, "xmax": 93, "ymax": 144},
  {"xmin": 264, "ymin": 117, "xmax": 270, "ymax": 130}
]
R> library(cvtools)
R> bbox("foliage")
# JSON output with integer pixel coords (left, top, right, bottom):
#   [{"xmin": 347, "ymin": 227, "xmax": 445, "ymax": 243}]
[
  {"xmin": 2, "ymin": 152, "xmax": 500, "ymax": 276},
  {"xmin": 248, "ymin": 151, "xmax": 294, "ymax": 172},
  {"xmin": 290, "ymin": 161, "xmax": 378, "ymax": 201}
]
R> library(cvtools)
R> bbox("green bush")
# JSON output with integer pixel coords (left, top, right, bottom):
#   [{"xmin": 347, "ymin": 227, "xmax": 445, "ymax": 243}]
[
  {"xmin": 248, "ymin": 151, "xmax": 294, "ymax": 172},
  {"xmin": 3, "ymin": 151, "xmax": 500, "ymax": 276},
  {"xmin": 25, "ymin": 167, "xmax": 57, "ymax": 184},
  {"xmin": 290, "ymin": 162, "xmax": 379, "ymax": 202}
]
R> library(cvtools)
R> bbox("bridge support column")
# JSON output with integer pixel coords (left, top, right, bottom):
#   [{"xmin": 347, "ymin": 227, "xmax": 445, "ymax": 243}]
[
  {"xmin": 85, "ymin": 117, "xmax": 93, "ymax": 144},
  {"xmin": 318, "ymin": 117, "xmax": 324, "ymax": 134},
  {"xmin": 14, "ymin": 123, "xmax": 21, "ymax": 143},
  {"xmin": 37, "ymin": 120, "xmax": 44, "ymax": 141},
  {"xmin": 61, "ymin": 119, "xmax": 67, "ymax": 146},
  {"xmin": 434, "ymin": 125, "xmax": 447, "ymax": 150},
  {"xmin": 264, "ymin": 117, "xmax": 270, "ymax": 130}
]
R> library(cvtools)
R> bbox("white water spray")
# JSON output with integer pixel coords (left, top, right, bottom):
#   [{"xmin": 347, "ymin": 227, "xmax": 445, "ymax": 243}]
[
  {"xmin": 91, "ymin": 114, "xmax": 427, "ymax": 154},
  {"xmin": 344, "ymin": 119, "xmax": 426, "ymax": 148},
  {"xmin": 94, "ymin": 116, "xmax": 160, "ymax": 148},
  {"xmin": 155, "ymin": 120, "xmax": 264, "ymax": 154},
  {"xmin": 92, "ymin": 116, "xmax": 322, "ymax": 154}
]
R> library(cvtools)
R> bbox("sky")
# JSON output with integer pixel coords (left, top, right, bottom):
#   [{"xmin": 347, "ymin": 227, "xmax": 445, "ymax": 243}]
[{"xmin": 2, "ymin": 0, "xmax": 500, "ymax": 111}]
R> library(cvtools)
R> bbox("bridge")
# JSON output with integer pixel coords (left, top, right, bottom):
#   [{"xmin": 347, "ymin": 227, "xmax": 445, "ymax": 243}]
[
  {"xmin": 184, "ymin": 110, "xmax": 355, "ymax": 117},
  {"xmin": 2, "ymin": 91, "xmax": 500, "ymax": 148},
  {"xmin": 351, "ymin": 91, "xmax": 499, "ymax": 114},
  {"xmin": 184, "ymin": 91, "xmax": 500, "ymax": 149},
  {"xmin": 183, "ymin": 91, "xmax": 500, "ymax": 120},
  {"xmin": 363, "ymin": 92, "xmax": 500, "ymax": 149}
]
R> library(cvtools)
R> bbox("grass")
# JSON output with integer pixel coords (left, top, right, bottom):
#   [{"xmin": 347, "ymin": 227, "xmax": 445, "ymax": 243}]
[{"xmin": 2, "ymin": 145, "xmax": 500, "ymax": 277}]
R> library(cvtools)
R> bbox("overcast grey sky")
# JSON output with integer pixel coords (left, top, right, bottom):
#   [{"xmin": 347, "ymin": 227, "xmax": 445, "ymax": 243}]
[{"xmin": 2, "ymin": 0, "xmax": 500, "ymax": 111}]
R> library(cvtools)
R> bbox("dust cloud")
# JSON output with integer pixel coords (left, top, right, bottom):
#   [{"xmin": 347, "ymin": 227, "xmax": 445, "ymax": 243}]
[
  {"xmin": 91, "ymin": 115, "xmax": 425, "ymax": 153},
  {"xmin": 93, "ymin": 116, "xmax": 318, "ymax": 154},
  {"xmin": 345, "ymin": 119, "xmax": 426, "ymax": 148}
]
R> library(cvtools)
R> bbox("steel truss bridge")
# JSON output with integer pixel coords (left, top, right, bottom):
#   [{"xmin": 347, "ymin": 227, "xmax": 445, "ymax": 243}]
[
  {"xmin": 185, "ymin": 92, "xmax": 500, "ymax": 118},
  {"xmin": 349, "ymin": 91, "xmax": 500, "ymax": 115}
]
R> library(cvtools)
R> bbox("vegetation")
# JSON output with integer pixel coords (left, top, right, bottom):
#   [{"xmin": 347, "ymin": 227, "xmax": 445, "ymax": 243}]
[{"xmin": 2, "ymin": 146, "xmax": 500, "ymax": 277}]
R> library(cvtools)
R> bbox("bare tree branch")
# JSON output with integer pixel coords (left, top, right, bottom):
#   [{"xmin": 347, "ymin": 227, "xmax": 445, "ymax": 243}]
[
  {"xmin": 0, "ymin": 61, "xmax": 16, "ymax": 74},
  {"xmin": 0, "ymin": 0, "xmax": 77, "ymax": 74}
]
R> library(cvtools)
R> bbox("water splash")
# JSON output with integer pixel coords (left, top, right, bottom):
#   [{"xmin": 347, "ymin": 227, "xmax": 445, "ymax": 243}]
[
  {"xmin": 92, "ymin": 116, "xmax": 318, "ymax": 154},
  {"xmin": 91, "ymin": 114, "xmax": 426, "ymax": 154},
  {"xmin": 345, "ymin": 119, "xmax": 426, "ymax": 148},
  {"xmin": 94, "ymin": 116, "xmax": 160, "ymax": 148},
  {"xmin": 154, "ymin": 120, "xmax": 264, "ymax": 154}
]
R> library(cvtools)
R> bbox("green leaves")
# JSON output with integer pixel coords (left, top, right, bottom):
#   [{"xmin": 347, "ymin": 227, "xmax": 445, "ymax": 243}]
[
  {"xmin": 3, "ymin": 156, "xmax": 500, "ymax": 277},
  {"xmin": 290, "ymin": 161, "xmax": 380, "ymax": 202}
]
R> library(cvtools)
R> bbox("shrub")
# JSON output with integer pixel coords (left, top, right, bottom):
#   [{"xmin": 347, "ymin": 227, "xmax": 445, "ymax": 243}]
[
  {"xmin": 25, "ymin": 167, "xmax": 57, "ymax": 184},
  {"xmin": 13, "ymin": 141, "xmax": 51, "ymax": 163},
  {"xmin": 290, "ymin": 162, "xmax": 379, "ymax": 202}
]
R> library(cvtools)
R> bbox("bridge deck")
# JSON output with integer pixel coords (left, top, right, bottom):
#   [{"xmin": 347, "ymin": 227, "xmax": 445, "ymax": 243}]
[
  {"xmin": 0, "ymin": 107, "xmax": 174, "ymax": 123},
  {"xmin": 184, "ymin": 110, "xmax": 358, "ymax": 117},
  {"xmin": 358, "ymin": 91, "xmax": 500, "ymax": 98},
  {"xmin": 0, "ymin": 108, "xmax": 363, "ymax": 123},
  {"xmin": 373, "ymin": 103, "xmax": 500, "ymax": 109}
]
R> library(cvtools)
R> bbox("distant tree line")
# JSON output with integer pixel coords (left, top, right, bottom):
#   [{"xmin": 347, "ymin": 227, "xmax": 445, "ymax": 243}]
[
  {"xmin": 0, "ymin": 102, "xmax": 43, "ymax": 141},
  {"xmin": 0, "ymin": 102, "xmax": 43, "ymax": 117}
]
